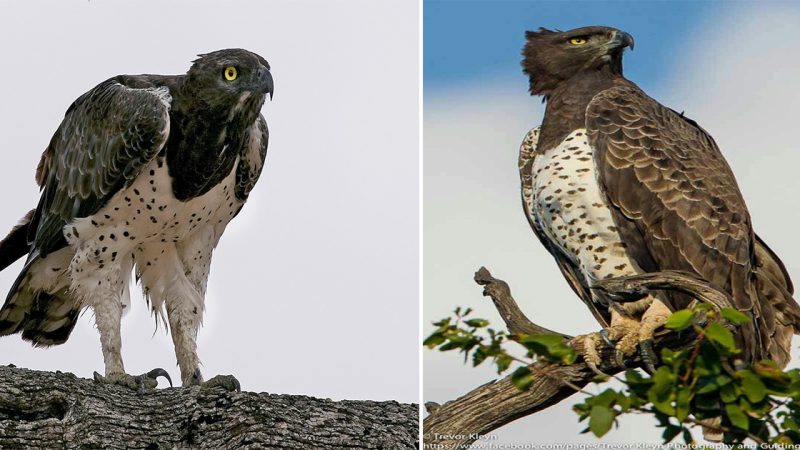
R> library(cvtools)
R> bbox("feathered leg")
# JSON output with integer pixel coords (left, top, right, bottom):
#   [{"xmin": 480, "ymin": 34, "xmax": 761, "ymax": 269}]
[
  {"xmin": 136, "ymin": 243, "xmax": 201, "ymax": 386},
  {"xmin": 71, "ymin": 244, "xmax": 169, "ymax": 390},
  {"xmin": 175, "ymin": 228, "xmax": 239, "ymax": 391},
  {"xmin": 165, "ymin": 294, "xmax": 203, "ymax": 385},
  {"xmin": 138, "ymin": 236, "xmax": 238, "ymax": 391}
]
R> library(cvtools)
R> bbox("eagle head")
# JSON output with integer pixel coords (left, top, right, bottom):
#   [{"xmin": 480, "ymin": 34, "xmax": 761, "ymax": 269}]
[
  {"xmin": 184, "ymin": 48, "xmax": 274, "ymax": 120},
  {"xmin": 522, "ymin": 26, "xmax": 634, "ymax": 96}
]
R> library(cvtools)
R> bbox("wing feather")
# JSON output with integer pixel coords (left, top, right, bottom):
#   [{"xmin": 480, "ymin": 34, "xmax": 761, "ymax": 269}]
[
  {"xmin": 31, "ymin": 78, "xmax": 171, "ymax": 256},
  {"xmin": 585, "ymin": 85, "xmax": 800, "ymax": 363}
]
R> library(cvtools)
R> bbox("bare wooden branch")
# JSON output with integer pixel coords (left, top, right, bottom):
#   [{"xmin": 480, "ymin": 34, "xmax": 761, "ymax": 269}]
[
  {"xmin": 474, "ymin": 267, "xmax": 569, "ymax": 338},
  {"xmin": 0, "ymin": 366, "xmax": 418, "ymax": 449},
  {"xmin": 424, "ymin": 268, "xmax": 735, "ymax": 448}
]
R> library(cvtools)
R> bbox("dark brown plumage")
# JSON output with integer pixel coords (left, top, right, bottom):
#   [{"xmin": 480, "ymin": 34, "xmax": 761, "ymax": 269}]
[{"xmin": 520, "ymin": 26, "xmax": 800, "ymax": 367}]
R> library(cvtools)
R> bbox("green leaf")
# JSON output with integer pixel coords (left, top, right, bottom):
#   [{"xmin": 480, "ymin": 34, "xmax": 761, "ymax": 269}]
[
  {"xmin": 651, "ymin": 366, "xmax": 674, "ymax": 396},
  {"xmin": 740, "ymin": 371, "xmax": 767, "ymax": 403},
  {"xmin": 782, "ymin": 416, "xmax": 800, "ymax": 432},
  {"xmin": 589, "ymin": 405, "xmax": 614, "ymax": 437},
  {"xmin": 682, "ymin": 429, "xmax": 694, "ymax": 445},
  {"xmin": 675, "ymin": 387, "xmax": 692, "ymax": 421},
  {"xmin": 696, "ymin": 380, "xmax": 718, "ymax": 395},
  {"xmin": 660, "ymin": 348, "xmax": 677, "ymax": 365},
  {"xmin": 518, "ymin": 334, "xmax": 577, "ymax": 364},
  {"xmin": 715, "ymin": 374, "xmax": 732, "ymax": 386},
  {"xmin": 725, "ymin": 403, "xmax": 749, "ymax": 430},
  {"xmin": 511, "ymin": 367, "xmax": 535, "ymax": 391},
  {"xmin": 592, "ymin": 389, "xmax": 618, "ymax": 408},
  {"xmin": 423, "ymin": 332, "xmax": 446, "ymax": 348},
  {"xmin": 694, "ymin": 303, "xmax": 714, "ymax": 312},
  {"xmin": 625, "ymin": 369, "xmax": 647, "ymax": 385},
  {"xmin": 617, "ymin": 393, "xmax": 631, "ymax": 412},
  {"xmin": 649, "ymin": 367, "xmax": 676, "ymax": 415},
  {"xmin": 662, "ymin": 425, "xmax": 682, "ymax": 443},
  {"xmin": 719, "ymin": 383, "xmax": 738, "ymax": 403},
  {"xmin": 464, "ymin": 318, "xmax": 489, "ymax": 328},
  {"xmin": 495, "ymin": 354, "xmax": 512, "ymax": 374},
  {"xmin": 665, "ymin": 309, "xmax": 694, "ymax": 331},
  {"xmin": 720, "ymin": 308, "xmax": 751, "ymax": 325},
  {"xmin": 471, "ymin": 347, "xmax": 488, "ymax": 367},
  {"xmin": 705, "ymin": 323, "xmax": 736, "ymax": 352}
]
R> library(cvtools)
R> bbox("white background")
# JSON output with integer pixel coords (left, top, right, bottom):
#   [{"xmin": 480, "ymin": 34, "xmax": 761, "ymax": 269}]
[{"xmin": 0, "ymin": 0, "xmax": 419, "ymax": 403}]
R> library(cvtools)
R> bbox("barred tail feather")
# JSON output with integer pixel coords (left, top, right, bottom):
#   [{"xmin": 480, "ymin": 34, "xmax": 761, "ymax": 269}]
[
  {"xmin": 753, "ymin": 234, "xmax": 800, "ymax": 368},
  {"xmin": 0, "ymin": 248, "xmax": 79, "ymax": 346}
]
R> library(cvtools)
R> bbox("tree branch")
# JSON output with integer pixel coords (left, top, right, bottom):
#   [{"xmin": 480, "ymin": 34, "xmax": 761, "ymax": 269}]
[
  {"xmin": 474, "ymin": 267, "xmax": 570, "ymax": 338},
  {"xmin": 0, "ymin": 366, "xmax": 418, "ymax": 449},
  {"xmin": 424, "ymin": 268, "xmax": 734, "ymax": 448}
]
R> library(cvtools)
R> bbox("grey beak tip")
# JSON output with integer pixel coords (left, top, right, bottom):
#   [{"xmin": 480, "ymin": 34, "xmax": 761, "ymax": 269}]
[
  {"xmin": 260, "ymin": 67, "xmax": 274, "ymax": 100},
  {"xmin": 624, "ymin": 32, "xmax": 635, "ymax": 51}
]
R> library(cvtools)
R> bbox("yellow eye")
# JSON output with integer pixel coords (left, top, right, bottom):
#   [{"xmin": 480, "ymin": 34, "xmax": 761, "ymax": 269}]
[
  {"xmin": 569, "ymin": 37, "xmax": 588, "ymax": 45},
  {"xmin": 224, "ymin": 66, "xmax": 238, "ymax": 81}
]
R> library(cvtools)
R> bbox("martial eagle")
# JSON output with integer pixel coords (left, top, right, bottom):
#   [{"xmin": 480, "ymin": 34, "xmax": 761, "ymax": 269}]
[
  {"xmin": 519, "ymin": 26, "xmax": 800, "ymax": 373},
  {"xmin": 0, "ymin": 49, "xmax": 273, "ymax": 389}
]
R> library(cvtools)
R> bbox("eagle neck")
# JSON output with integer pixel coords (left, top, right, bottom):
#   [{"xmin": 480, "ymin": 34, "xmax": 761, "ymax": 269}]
[
  {"xmin": 165, "ymin": 90, "xmax": 249, "ymax": 202},
  {"xmin": 537, "ymin": 70, "xmax": 629, "ymax": 152}
]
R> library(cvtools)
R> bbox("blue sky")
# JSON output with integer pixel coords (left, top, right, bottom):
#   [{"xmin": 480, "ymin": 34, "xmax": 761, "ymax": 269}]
[{"xmin": 424, "ymin": 0, "xmax": 767, "ymax": 94}]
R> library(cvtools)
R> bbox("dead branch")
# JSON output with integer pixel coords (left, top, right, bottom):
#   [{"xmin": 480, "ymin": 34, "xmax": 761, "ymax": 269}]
[
  {"xmin": 0, "ymin": 365, "xmax": 418, "ymax": 449},
  {"xmin": 423, "ymin": 267, "xmax": 734, "ymax": 448}
]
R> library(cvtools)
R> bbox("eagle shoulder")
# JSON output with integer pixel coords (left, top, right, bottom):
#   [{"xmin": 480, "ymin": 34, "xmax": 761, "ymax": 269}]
[
  {"xmin": 31, "ymin": 78, "xmax": 172, "ymax": 256},
  {"xmin": 586, "ymin": 85, "xmax": 752, "ymax": 288}
]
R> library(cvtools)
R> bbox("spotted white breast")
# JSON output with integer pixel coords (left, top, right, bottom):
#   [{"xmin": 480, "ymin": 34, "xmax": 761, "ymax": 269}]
[
  {"xmin": 59, "ymin": 152, "xmax": 244, "ymax": 318},
  {"xmin": 529, "ymin": 128, "xmax": 644, "ymax": 287}
]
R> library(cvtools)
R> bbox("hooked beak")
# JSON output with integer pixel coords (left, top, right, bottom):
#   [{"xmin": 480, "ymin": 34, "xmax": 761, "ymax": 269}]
[
  {"xmin": 610, "ymin": 30, "xmax": 635, "ymax": 51},
  {"xmin": 258, "ymin": 67, "xmax": 274, "ymax": 100}
]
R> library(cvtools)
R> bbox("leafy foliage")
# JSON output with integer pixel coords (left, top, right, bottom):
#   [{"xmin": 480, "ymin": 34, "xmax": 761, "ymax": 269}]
[
  {"xmin": 424, "ymin": 307, "xmax": 577, "ymax": 381},
  {"xmin": 425, "ymin": 306, "xmax": 800, "ymax": 444}
]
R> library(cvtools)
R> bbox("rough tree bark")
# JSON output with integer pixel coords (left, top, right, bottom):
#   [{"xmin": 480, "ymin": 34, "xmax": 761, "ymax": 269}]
[
  {"xmin": 0, "ymin": 366, "xmax": 418, "ymax": 449},
  {"xmin": 423, "ymin": 267, "xmax": 734, "ymax": 448}
]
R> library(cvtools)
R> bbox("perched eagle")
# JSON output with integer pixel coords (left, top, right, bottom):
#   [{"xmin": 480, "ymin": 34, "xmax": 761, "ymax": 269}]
[
  {"xmin": 519, "ymin": 26, "xmax": 800, "ymax": 372},
  {"xmin": 0, "ymin": 49, "xmax": 273, "ymax": 389}
]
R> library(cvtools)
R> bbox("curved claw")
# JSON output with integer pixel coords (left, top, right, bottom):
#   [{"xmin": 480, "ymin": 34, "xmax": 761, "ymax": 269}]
[
  {"xmin": 639, "ymin": 339, "xmax": 658, "ymax": 374},
  {"xmin": 614, "ymin": 349, "xmax": 627, "ymax": 368},
  {"xmin": 598, "ymin": 329, "xmax": 615, "ymax": 347},
  {"xmin": 585, "ymin": 359, "xmax": 609, "ymax": 378},
  {"xmin": 145, "ymin": 368, "xmax": 173, "ymax": 387}
]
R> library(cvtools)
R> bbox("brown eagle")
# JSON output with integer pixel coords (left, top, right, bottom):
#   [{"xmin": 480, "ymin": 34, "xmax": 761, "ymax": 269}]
[{"xmin": 519, "ymin": 26, "xmax": 800, "ymax": 373}]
